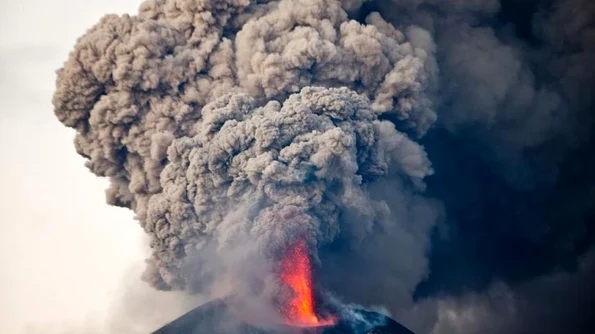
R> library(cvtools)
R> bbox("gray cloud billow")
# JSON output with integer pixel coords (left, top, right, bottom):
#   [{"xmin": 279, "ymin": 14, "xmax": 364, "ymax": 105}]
[{"xmin": 52, "ymin": 0, "xmax": 595, "ymax": 332}]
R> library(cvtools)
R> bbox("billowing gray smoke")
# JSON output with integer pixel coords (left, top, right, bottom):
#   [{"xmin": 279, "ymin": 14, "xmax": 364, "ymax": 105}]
[
  {"xmin": 53, "ymin": 0, "xmax": 435, "ymax": 292},
  {"xmin": 53, "ymin": 0, "xmax": 595, "ymax": 333}
]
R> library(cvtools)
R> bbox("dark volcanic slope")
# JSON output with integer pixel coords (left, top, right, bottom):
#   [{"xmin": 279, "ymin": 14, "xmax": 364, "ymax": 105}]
[
  {"xmin": 151, "ymin": 299, "xmax": 415, "ymax": 334},
  {"xmin": 326, "ymin": 308, "xmax": 415, "ymax": 334},
  {"xmin": 151, "ymin": 300, "xmax": 267, "ymax": 334}
]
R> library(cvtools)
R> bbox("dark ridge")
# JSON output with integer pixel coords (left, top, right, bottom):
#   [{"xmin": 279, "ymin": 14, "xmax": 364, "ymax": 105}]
[
  {"xmin": 151, "ymin": 299, "xmax": 268, "ymax": 334},
  {"xmin": 151, "ymin": 299, "xmax": 415, "ymax": 334}
]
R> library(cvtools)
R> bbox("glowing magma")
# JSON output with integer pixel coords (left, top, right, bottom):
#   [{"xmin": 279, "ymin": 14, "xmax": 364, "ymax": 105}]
[{"xmin": 279, "ymin": 238, "xmax": 336, "ymax": 327}]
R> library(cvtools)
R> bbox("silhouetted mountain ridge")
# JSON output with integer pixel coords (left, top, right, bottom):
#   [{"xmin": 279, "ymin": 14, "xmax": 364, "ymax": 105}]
[{"xmin": 151, "ymin": 299, "xmax": 415, "ymax": 334}]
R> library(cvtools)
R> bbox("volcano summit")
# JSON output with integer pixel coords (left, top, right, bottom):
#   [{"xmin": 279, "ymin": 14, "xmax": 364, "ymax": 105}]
[{"xmin": 152, "ymin": 299, "xmax": 415, "ymax": 334}]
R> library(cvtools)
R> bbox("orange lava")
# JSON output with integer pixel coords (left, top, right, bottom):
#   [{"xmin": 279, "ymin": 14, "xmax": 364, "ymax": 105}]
[{"xmin": 279, "ymin": 239, "xmax": 336, "ymax": 328}]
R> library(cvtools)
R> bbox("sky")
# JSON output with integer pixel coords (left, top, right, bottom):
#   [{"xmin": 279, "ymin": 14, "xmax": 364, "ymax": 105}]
[{"xmin": 0, "ymin": 1, "xmax": 195, "ymax": 333}]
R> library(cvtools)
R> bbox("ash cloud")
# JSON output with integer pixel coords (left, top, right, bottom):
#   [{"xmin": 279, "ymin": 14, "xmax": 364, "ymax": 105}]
[
  {"xmin": 53, "ymin": 0, "xmax": 436, "ymax": 294},
  {"xmin": 53, "ymin": 0, "xmax": 595, "ymax": 333},
  {"xmin": 432, "ymin": 250, "xmax": 595, "ymax": 334}
]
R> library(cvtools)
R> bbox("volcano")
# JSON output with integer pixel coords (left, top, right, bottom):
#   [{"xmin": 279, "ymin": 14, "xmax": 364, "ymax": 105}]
[
  {"xmin": 151, "ymin": 299, "xmax": 415, "ymax": 334},
  {"xmin": 151, "ymin": 241, "xmax": 414, "ymax": 333}
]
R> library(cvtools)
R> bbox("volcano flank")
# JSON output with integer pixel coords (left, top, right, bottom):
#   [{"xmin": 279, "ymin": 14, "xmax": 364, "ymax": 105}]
[{"xmin": 151, "ymin": 299, "xmax": 415, "ymax": 334}]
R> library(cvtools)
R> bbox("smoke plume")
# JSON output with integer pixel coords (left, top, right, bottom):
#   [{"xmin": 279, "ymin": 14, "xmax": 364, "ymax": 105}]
[
  {"xmin": 53, "ymin": 0, "xmax": 595, "ymax": 332},
  {"xmin": 53, "ymin": 0, "xmax": 435, "ymax": 290}
]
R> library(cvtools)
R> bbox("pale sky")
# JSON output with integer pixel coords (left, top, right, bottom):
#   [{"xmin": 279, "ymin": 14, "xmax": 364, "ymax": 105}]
[{"xmin": 0, "ymin": 1, "xmax": 195, "ymax": 333}]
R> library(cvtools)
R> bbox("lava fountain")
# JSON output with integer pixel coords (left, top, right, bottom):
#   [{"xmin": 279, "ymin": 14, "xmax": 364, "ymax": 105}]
[{"xmin": 279, "ymin": 238, "xmax": 336, "ymax": 328}]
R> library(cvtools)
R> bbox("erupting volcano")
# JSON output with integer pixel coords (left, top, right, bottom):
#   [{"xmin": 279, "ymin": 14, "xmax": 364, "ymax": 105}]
[
  {"xmin": 279, "ymin": 239, "xmax": 336, "ymax": 328},
  {"xmin": 151, "ymin": 238, "xmax": 417, "ymax": 333}
]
